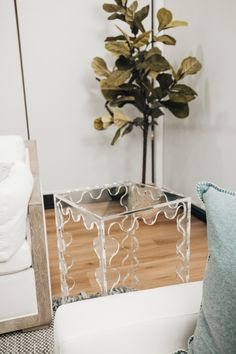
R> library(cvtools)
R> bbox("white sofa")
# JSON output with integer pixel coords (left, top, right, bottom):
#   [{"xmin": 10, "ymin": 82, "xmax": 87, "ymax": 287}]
[
  {"xmin": 54, "ymin": 281, "xmax": 202, "ymax": 354},
  {"xmin": 0, "ymin": 136, "xmax": 52, "ymax": 334}
]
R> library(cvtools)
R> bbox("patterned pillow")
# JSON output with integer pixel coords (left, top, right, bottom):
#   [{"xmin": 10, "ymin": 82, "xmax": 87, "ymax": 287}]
[{"xmin": 174, "ymin": 182, "xmax": 236, "ymax": 354}]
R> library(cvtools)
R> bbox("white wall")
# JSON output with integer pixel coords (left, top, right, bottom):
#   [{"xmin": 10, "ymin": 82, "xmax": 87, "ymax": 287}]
[
  {"xmin": 0, "ymin": 0, "xmax": 27, "ymax": 137},
  {"xmin": 163, "ymin": 0, "xmax": 236, "ymax": 205},
  {"xmin": 5, "ymin": 0, "xmax": 234, "ymax": 202},
  {"xmin": 15, "ymin": 0, "xmax": 163, "ymax": 193},
  {"xmin": 153, "ymin": 0, "xmax": 164, "ymax": 188}
]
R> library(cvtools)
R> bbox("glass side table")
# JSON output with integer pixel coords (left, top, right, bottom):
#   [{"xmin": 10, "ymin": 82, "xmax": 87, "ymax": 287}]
[{"xmin": 54, "ymin": 182, "xmax": 191, "ymax": 303}]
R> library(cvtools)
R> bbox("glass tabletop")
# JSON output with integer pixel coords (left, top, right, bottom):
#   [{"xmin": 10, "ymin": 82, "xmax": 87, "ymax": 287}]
[{"xmin": 55, "ymin": 182, "xmax": 188, "ymax": 221}]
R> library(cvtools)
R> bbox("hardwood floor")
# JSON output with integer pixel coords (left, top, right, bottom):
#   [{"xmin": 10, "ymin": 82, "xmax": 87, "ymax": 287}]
[{"xmin": 46, "ymin": 210, "xmax": 208, "ymax": 298}]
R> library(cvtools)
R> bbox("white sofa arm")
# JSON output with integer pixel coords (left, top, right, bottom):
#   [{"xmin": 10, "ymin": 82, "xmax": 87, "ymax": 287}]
[{"xmin": 54, "ymin": 282, "xmax": 202, "ymax": 354}]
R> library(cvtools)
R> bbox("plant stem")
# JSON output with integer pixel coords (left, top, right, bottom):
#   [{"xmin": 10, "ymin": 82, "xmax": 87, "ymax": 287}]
[
  {"xmin": 142, "ymin": 115, "xmax": 149, "ymax": 184},
  {"xmin": 151, "ymin": 0, "xmax": 155, "ymax": 185},
  {"xmin": 151, "ymin": 122, "xmax": 155, "ymax": 183}
]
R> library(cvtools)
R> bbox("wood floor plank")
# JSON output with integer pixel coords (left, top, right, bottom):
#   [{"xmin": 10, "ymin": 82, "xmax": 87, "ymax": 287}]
[{"xmin": 46, "ymin": 210, "xmax": 208, "ymax": 298}]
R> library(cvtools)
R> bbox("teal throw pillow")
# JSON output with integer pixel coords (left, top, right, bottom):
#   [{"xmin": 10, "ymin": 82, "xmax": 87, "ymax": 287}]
[{"xmin": 174, "ymin": 182, "xmax": 236, "ymax": 354}]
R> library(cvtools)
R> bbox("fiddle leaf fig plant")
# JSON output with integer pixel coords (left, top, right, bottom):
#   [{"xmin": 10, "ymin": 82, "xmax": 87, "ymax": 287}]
[{"xmin": 92, "ymin": 0, "xmax": 202, "ymax": 184}]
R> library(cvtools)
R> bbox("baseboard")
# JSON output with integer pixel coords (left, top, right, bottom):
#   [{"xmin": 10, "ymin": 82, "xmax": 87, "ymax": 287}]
[
  {"xmin": 43, "ymin": 193, "xmax": 207, "ymax": 222},
  {"xmin": 191, "ymin": 204, "xmax": 206, "ymax": 223},
  {"xmin": 43, "ymin": 194, "xmax": 54, "ymax": 210}
]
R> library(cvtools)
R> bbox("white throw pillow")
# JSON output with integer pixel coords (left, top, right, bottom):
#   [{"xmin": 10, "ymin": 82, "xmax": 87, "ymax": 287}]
[
  {"xmin": 0, "ymin": 135, "xmax": 25, "ymax": 163},
  {"xmin": 0, "ymin": 161, "xmax": 33, "ymax": 262},
  {"xmin": 0, "ymin": 163, "xmax": 13, "ymax": 183}
]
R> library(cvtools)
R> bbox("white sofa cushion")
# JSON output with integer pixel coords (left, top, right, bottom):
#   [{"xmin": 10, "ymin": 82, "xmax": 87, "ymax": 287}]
[
  {"xmin": 0, "ymin": 135, "xmax": 25, "ymax": 163},
  {"xmin": 0, "ymin": 240, "xmax": 32, "ymax": 275},
  {"xmin": 54, "ymin": 281, "xmax": 203, "ymax": 354},
  {"xmin": 0, "ymin": 161, "xmax": 33, "ymax": 261},
  {"xmin": 0, "ymin": 163, "xmax": 13, "ymax": 183}
]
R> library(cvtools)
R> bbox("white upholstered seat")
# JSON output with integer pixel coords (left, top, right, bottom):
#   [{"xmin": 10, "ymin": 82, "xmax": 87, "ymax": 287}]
[{"xmin": 54, "ymin": 281, "xmax": 202, "ymax": 354}]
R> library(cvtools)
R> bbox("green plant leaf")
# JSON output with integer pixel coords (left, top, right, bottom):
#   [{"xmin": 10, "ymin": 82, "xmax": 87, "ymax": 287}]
[
  {"xmin": 111, "ymin": 128, "xmax": 122, "ymax": 145},
  {"xmin": 113, "ymin": 110, "xmax": 131, "ymax": 128},
  {"xmin": 133, "ymin": 117, "xmax": 144, "ymax": 127},
  {"xmin": 169, "ymin": 64, "xmax": 177, "ymax": 80},
  {"xmin": 148, "ymin": 71, "xmax": 158, "ymax": 79},
  {"xmin": 162, "ymin": 100, "xmax": 189, "ymax": 118},
  {"xmin": 94, "ymin": 117, "xmax": 104, "ymax": 130},
  {"xmin": 103, "ymin": 3, "xmax": 120, "ymax": 13},
  {"xmin": 142, "ymin": 77, "xmax": 153, "ymax": 92},
  {"xmin": 177, "ymin": 56, "xmax": 202, "ymax": 79},
  {"xmin": 106, "ymin": 69, "xmax": 131, "ymax": 86},
  {"xmin": 108, "ymin": 13, "xmax": 125, "ymax": 21},
  {"xmin": 157, "ymin": 73, "xmax": 173, "ymax": 90},
  {"xmin": 135, "ymin": 5, "xmax": 149, "ymax": 23},
  {"xmin": 133, "ymin": 91, "xmax": 148, "ymax": 113},
  {"xmin": 155, "ymin": 34, "xmax": 176, "ymax": 45},
  {"xmin": 168, "ymin": 84, "xmax": 197, "ymax": 103},
  {"xmin": 157, "ymin": 8, "xmax": 172, "ymax": 31},
  {"xmin": 115, "ymin": 0, "xmax": 126, "ymax": 5},
  {"xmin": 165, "ymin": 20, "xmax": 188, "ymax": 29},
  {"xmin": 133, "ymin": 31, "xmax": 150, "ymax": 48},
  {"xmin": 130, "ymin": 1, "xmax": 138, "ymax": 11},
  {"xmin": 102, "ymin": 115, "xmax": 114, "ymax": 128},
  {"xmin": 91, "ymin": 57, "xmax": 110, "ymax": 77},
  {"xmin": 151, "ymin": 107, "xmax": 164, "ymax": 118},
  {"xmin": 119, "ymin": 83, "xmax": 138, "ymax": 90},
  {"xmin": 134, "ymin": 19, "xmax": 145, "ymax": 33},
  {"xmin": 135, "ymin": 60, "xmax": 147, "ymax": 70},
  {"xmin": 110, "ymin": 95, "xmax": 135, "ymax": 107},
  {"xmin": 100, "ymin": 80, "xmax": 119, "ymax": 100},
  {"xmin": 152, "ymin": 87, "xmax": 162, "ymax": 99},
  {"xmin": 132, "ymin": 5, "xmax": 149, "ymax": 33},
  {"xmin": 116, "ymin": 55, "xmax": 134, "ymax": 70},
  {"xmin": 151, "ymin": 100, "xmax": 162, "ymax": 109},
  {"xmin": 146, "ymin": 54, "xmax": 170, "ymax": 72},
  {"xmin": 105, "ymin": 35, "xmax": 126, "ymax": 41},
  {"xmin": 105, "ymin": 41, "xmax": 130, "ymax": 57},
  {"xmin": 125, "ymin": 1, "xmax": 138, "ymax": 23},
  {"xmin": 145, "ymin": 47, "xmax": 162, "ymax": 60},
  {"xmin": 122, "ymin": 124, "xmax": 133, "ymax": 136}
]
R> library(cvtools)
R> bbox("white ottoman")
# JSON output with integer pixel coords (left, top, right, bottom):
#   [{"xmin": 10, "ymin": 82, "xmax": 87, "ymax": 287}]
[{"xmin": 54, "ymin": 281, "xmax": 202, "ymax": 354}]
